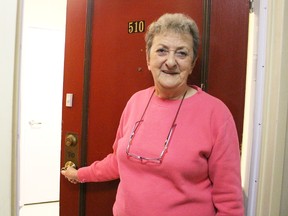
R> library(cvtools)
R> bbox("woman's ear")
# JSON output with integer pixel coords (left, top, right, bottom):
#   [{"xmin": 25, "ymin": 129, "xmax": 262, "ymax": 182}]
[
  {"xmin": 193, "ymin": 57, "xmax": 198, "ymax": 66},
  {"xmin": 146, "ymin": 53, "xmax": 151, "ymax": 71},
  {"xmin": 190, "ymin": 57, "xmax": 198, "ymax": 75}
]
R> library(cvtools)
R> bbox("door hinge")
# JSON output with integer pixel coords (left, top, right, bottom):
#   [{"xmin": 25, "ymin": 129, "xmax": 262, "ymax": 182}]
[{"xmin": 249, "ymin": 0, "xmax": 254, "ymax": 13}]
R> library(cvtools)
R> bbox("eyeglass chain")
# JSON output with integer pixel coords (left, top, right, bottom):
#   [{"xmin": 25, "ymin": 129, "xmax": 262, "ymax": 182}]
[{"xmin": 138, "ymin": 89, "xmax": 188, "ymax": 128}]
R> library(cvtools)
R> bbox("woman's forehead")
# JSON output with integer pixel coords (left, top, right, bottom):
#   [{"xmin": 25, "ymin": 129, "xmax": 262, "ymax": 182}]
[{"xmin": 152, "ymin": 31, "xmax": 194, "ymax": 48}]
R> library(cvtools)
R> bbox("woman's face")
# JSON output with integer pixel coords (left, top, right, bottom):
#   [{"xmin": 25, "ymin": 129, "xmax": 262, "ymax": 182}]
[{"xmin": 147, "ymin": 31, "xmax": 196, "ymax": 96}]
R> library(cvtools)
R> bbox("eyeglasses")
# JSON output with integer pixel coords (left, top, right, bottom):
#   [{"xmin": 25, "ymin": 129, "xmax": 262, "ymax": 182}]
[
  {"xmin": 126, "ymin": 89, "xmax": 187, "ymax": 164},
  {"xmin": 126, "ymin": 120, "xmax": 177, "ymax": 163}
]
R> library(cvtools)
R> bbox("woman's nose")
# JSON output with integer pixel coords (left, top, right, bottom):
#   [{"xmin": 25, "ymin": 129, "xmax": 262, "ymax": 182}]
[{"xmin": 165, "ymin": 52, "xmax": 177, "ymax": 68}]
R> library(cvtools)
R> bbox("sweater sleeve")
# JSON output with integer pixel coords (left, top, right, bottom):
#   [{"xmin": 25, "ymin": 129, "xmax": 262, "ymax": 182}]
[
  {"xmin": 208, "ymin": 113, "xmax": 244, "ymax": 215},
  {"xmin": 77, "ymin": 151, "xmax": 119, "ymax": 183},
  {"xmin": 77, "ymin": 110, "xmax": 126, "ymax": 183}
]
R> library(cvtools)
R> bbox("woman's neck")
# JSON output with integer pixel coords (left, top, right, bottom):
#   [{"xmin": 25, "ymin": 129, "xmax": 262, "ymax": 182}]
[{"xmin": 154, "ymin": 86, "xmax": 196, "ymax": 100}]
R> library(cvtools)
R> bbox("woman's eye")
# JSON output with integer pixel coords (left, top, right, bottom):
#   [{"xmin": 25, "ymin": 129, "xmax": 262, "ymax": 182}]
[
  {"xmin": 175, "ymin": 51, "xmax": 188, "ymax": 58},
  {"xmin": 156, "ymin": 48, "xmax": 168, "ymax": 56}
]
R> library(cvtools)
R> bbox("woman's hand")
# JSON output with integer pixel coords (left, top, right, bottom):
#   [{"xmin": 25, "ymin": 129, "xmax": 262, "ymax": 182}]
[{"xmin": 61, "ymin": 166, "xmax": 80, "ymax": 184}]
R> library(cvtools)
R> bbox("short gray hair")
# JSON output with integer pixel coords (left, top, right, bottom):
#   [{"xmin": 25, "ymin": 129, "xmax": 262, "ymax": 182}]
[{"xmin": 145, "ymin": 13, "xmax": 200, "ymax": 61}]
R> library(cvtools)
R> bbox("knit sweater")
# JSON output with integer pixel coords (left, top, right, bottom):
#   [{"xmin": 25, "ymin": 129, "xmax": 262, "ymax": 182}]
[{"xmin": 77, "ymin": 86, "xmax": 244, "ymax": 216}]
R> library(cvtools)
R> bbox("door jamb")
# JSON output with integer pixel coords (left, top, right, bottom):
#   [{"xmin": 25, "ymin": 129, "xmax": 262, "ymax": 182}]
[{"xmin": 79, "ymin": 0, "xmax": 94, "ymax": 215}]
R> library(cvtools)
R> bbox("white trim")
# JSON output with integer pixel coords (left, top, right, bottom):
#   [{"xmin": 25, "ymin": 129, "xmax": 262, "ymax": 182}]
[{"xmin": 246, "ymin": 0, "xmax": 269, "ymax": 215}]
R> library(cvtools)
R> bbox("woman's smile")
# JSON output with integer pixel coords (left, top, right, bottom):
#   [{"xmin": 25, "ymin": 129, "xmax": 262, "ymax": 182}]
[{"xmin": 161, "ymin": 70, "xmax": 179, "ymax": 75}]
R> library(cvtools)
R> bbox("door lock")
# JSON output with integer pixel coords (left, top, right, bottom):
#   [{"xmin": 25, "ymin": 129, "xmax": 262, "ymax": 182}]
[
  {"xmin": 64, "ymin": 132, "xmax": 78, "ymax": 168},
  {"xmin": 65, "ymin": 134, "xmax": 77, "ymax": 146}
]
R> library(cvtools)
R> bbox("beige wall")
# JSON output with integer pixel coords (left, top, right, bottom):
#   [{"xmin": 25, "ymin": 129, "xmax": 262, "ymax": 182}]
[
  {"xmin": 23, "ymin": 0, "xmax": 66, "ymax": 29},
  {"xmin": 0, "ymin": 0, "xmax": 20, "ymax": 215},
  {"xmin": 257, "ymin": 0, "xmax": 288, "ymax": 215}
]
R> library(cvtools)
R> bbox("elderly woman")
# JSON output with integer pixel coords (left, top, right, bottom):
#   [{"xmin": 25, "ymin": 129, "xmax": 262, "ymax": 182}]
[{"xmin": 62, "ymin": 13, "xmax": 244, "ymax": 215}]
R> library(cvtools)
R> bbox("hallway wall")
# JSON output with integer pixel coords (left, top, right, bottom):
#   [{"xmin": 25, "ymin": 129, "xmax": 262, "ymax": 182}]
[{"xmin": 0, "ymin": 0, "xmax": 20, "ymax": 215}]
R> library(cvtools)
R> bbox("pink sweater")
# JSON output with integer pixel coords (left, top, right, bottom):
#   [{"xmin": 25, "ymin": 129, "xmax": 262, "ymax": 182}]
[{"xmin": 78, "ymin": 86, "xmax": 244, "ymax": 216}]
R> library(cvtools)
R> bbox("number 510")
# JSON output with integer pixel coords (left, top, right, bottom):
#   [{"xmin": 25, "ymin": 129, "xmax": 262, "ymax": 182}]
[{"xmin": 128, "ymin": 21, "xmax": 145, "ymax": 34}]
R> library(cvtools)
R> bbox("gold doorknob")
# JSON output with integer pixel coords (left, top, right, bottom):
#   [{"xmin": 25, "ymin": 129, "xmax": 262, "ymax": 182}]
[
  {"xmin": 65, "ymin": 134, "xmax": 77, "ymax": 146},
  {"xmin": 61, "ymin": 161, "xmax": 77, "ymax": 170}
]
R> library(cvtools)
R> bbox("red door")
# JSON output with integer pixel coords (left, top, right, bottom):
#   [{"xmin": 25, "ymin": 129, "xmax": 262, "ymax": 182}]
[{"xmin": 60, "ymin": 1, "xmax": 249, "ymax": 215}]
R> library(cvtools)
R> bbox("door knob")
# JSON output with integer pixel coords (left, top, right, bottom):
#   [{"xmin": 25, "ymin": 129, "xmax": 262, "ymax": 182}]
[
  {"xmin": 61, "ymin": 161, "xmax": 77, "ymax": 170},
  {"xmin": 65, "ymin": 134, "xmax": 77, "ymax": 146}
]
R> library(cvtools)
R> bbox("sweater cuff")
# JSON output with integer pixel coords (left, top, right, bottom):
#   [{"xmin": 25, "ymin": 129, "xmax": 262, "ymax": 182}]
[{"xmin": 77, "ymin": 167, "xmax": 90, "ymax": 183}]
